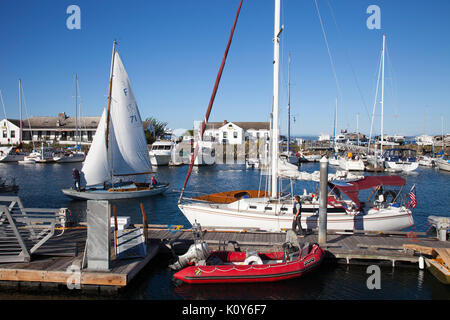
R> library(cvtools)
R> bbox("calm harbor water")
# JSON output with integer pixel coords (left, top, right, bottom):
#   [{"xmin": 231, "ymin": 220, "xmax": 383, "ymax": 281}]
[{"xmin": 0, "ymin": 161, "xmax": 449, "ymax": 300}]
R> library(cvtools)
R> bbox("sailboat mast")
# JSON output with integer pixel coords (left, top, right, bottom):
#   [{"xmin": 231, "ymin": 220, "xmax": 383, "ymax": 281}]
[
  {"xmin": 19, "ymin": 79, "xmax": 22, "ymax": 144},
  {"xmin": 356, "ymin": 113, "xmax": 359, "ymax": 146},
  {"xmin": 105, "ymin": 40, "xmax": 117, "ymax": 151},
  {"xmin": 75, "ymin": 73, "xmax": 79, "ymax": 147},
  {"xmin": 271, "ymin": 0, "xmax": 282, "ymax": 198},
  {"xmin": 380, "ymin": 34, "xmax": 386, "ymax": 154},
  {"xmin": 333, "ymin": 97, "xmax": 337, "ymax": 152},
  {"xmin": 287, "ymin": 53, "xmax": 291, "ymax": 155}
]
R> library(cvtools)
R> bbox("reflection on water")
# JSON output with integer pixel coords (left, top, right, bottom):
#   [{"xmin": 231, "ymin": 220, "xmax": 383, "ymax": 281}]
[{"xmin": 0, "ymin": 162, "xmax": 449, "ymax": 299}]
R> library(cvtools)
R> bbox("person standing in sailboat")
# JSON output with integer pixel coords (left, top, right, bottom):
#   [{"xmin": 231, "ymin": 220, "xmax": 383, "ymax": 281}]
[
  {"xmin": 72, "ymin": 168, "xmax": 81, "ymax": 192},
  {"xmin": 292, "ymin": 195, "xmax": 304, "ymax": 236}
]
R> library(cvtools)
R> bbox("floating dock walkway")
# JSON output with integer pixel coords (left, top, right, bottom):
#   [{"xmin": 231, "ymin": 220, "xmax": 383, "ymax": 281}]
[{"xmin": 0, "ymin": 224, "xmax": 449, "ymax": 293}]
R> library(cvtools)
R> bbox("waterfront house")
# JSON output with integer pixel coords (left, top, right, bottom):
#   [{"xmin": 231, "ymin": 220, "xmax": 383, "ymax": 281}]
[
  {"xmin": 201, "ymin": 120, "xmax": 270, "ymax": 145},
  {"xmin": 1, "ymin": 112, "xmax": 154, "ymax": 146}
]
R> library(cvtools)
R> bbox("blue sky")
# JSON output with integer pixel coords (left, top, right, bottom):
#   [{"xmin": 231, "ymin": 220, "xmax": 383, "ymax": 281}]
[{"xmin": 0, "ymin": 0, "xmax": 449, "ymax": 136}]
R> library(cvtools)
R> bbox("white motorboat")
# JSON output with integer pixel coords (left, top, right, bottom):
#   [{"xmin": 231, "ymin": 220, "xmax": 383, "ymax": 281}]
[
  {"xmin": 53, "ymin": 151, "xmax": 85, "ymax": 163},
  {"xmin": 279, "ymin": 151, "xmax": 298, "ymax": 165},
  {"xmin": 149, "ymin": 140, "xmax": 176, "ymax": 166},
  {"xmin": 62, "ymin": 42, "xmax": 168, "ymax": 200},
  {"xmin": 300, "ymin": 152, "xmax": 321, "ymax": 162},
  {"xmin": 246, "ymin": 157, "xmax": 260, "ymax": 169},
  {"xmin": 383, "ymin": 148, "xmax": 419, "ymax": 172},
  {"xmin": 338, "ymin": 153, "xmax": 365, "ymax": 171},
  {"xmin": 0, "ymin": 146, "xmax": 25, "ymax": 162},
  {"xmin": 177, "ymin": 1, "xmax": 414, "ymax": 233},
  {"xmin": 418, "ymin": 155, "xmax": 434, "ymax": 167},
  {"xmin": 435, "ymin": 157, "xmax": 450, "ymax": 172}
]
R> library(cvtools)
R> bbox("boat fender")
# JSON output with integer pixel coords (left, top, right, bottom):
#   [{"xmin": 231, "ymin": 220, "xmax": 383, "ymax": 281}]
[{"xmin": 244, "ymin": 254, "xmax": 263, "ymax": 265}]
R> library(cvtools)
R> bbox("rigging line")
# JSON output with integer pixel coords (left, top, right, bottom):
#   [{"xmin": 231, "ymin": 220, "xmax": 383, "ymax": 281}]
[
  {"xmin": 385, "ymin": 46, "xmax": 400, "ymax": 128},
  {"xmin": 325, "ymin": 0, "xmax": 371, "ymax": 123},
  {"xmin": 313, "ymin": 0, "xmax": 344, "ymax": 119},
  {"xmin": 368, "ymin": 49, "xmax": 383, "ymax": 150},
  {"xmin": 75, "ymin": 76, "xmax": 88, "ymax": 141}
]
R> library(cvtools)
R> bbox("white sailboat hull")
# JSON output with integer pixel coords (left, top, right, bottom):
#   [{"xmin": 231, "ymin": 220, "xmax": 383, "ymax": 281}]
[
  {"xmin": 329, "ymin": 157, "xmax": 340, "ymax": 166},
  {"xmin": 178, "ymin": 201, "xmax": 413, "ymax": 232},
  {"xmin": 384, "ymin": 161, "xmax": 419, "ymax": 172},
  {"xmin": 62, "ymin": 184, "xmax": 169, "ymax": 200},
  {"xmin": 338, "ymin": 158, "xmax": 365, "ymax": 171},
  {"xmin": 54, "ymin": 152, "xmax": 85, "ymax": 163},
  {"xmin": 0, "ymin": 154, "xmax": 25, "ymax": 162},
  {"xmin": 436, "ymin": 158, "xmax": 450, "ymax": 172}
]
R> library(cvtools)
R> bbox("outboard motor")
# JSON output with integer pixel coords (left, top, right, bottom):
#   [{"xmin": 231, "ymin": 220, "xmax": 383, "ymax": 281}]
[
  {"xmin": 282, "ymin": 230, "xmax": 301, "ymax": 261},
  {"xmin": 168, "ymin": 241, "xmax": 210, "ymax": 270}
]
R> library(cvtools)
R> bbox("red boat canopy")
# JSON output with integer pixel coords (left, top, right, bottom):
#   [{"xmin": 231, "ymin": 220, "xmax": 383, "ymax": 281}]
[{"xmin": 329, "ymin": 176, "xmax": 406, "ymax": 209}]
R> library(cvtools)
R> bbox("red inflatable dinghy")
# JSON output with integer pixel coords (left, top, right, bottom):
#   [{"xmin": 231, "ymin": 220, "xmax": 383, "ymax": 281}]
[{"xmin": 173, "ymin": 243, "xmax": 324, "ymax": 284}]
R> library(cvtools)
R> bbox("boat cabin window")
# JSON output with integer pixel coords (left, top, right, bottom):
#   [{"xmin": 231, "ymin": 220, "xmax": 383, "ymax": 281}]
[
  {"xmin": 280, "ymin": 207, "xmax": 288, "ymax": 211},
  {"xmin": 264, "ymin": 206, "xmax": 272, "ymax": 210},
  {"xmin": 249, "ymin": 205, "xmax": 257, "ymax": 209},
  {"xmin": 152, "ymin": 145, "xmax": 172, "ymax": 150},
  {"xmin": 233, "ymin": 192, "xmax": 250, "ymax": 200}
]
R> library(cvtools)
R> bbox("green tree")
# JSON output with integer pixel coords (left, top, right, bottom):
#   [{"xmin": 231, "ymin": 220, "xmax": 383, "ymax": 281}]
[{"xmin": 145, "ymin": 117, "xmax": 168, "ymax": 144}]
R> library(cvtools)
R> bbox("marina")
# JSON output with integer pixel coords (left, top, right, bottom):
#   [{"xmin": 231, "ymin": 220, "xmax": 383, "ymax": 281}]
[
  {"xmin": 0, "ymin": 162, "xmax": 448, "ymax": 299},
  {"xmin": 0, "ymin": 0, "xmax": 449, "ymax": 305}
]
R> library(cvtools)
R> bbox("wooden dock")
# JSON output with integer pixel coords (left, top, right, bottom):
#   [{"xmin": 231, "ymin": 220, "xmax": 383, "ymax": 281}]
[
  {"xmin": 150, "ymin": 226, "xmax": 450, "ymax": 267},
  {"xmin": 0, "ymin": 228, "xmax": 159, "ymax": 293},
  {"xmin": 0, "ymin": 224, "xmax": 449, "ymax": 293}
]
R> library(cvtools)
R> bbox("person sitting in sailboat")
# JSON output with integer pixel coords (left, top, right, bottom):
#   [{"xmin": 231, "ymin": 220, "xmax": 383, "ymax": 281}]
[{"xmin": 151, "ymin": 176, "xmax": 158, "ymax": 187}]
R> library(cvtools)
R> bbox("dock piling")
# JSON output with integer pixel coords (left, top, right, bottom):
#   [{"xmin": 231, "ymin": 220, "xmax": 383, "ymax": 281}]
[{"xmin": 318, "ymin": 156, "xmax": 328, "ymax": 245}]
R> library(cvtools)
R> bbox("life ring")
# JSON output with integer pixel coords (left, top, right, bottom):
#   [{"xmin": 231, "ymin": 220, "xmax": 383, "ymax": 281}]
[
  {"xmin": 244, "ymin": 255, "xmax": 263, "ymax": 265},
  {"xmin": 292, "ymin": 214, "xmax": 303, "ymax": 235},
  {"xmin": 383, "ymin": 190, "xmax": 397, "ymax": 203}
]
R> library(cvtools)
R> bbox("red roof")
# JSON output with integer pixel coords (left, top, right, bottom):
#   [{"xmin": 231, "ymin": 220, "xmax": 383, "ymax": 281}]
[{"xmin": 329, "ymin": 176, "xmax": 406, "ymax": 208}]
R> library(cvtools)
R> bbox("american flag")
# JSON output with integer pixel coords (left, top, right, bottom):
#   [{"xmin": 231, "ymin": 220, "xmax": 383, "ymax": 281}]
[{"xmin": 408, "ymin": 185, "xmax": 417, "ymax": 209}]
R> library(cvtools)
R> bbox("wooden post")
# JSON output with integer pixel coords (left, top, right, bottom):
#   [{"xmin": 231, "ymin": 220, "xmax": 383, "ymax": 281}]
[
  {"xmin": 140, "ymin": 203, "xmax": 148, "ymax": 245},
  {"xmin": 113, "ymin": 204, "xmax": 118, "ymax": 256}
]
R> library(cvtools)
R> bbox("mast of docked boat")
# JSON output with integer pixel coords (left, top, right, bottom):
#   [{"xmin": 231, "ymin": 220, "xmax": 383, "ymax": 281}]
[
  {"xmin": 287, "ymin": 53, "xmax": 291, "ymax": 155},
  {"xmin": 271, "ymin": 0, "xmax": 282, "ymax": 198},
  {"xmin": 380, "ymin": 34, "xmax": 386, "ymax": 155},
  {"xmin": 19, "ymin": 79, "xmax": 22, "ymax": 144},
  {"xmin": 105, "ymin": 40, "xmax": 117, "ymax": 185},
  {"xmin": 75, "ymin": 73, "xmax": 79, "ymax": 149},
  {"xmin": 332, "ymin": 97, "xmax": 337, "ymax": 153}
]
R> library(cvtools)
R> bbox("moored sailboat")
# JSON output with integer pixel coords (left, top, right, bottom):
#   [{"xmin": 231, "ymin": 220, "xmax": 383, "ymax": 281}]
[
  {"xmin": 62, "ymin": 42, "xmax": 168, "ymax": 200},
  {"xmin": 177, "ymin": 0, "xmax": 414, "ymax": 232}
]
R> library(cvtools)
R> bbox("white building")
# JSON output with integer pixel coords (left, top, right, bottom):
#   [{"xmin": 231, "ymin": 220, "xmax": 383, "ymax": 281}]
[
  {"xmin": 200, "ymin": 120, "xmax": 270, "ymax": 145},
  {"xmin": 0, "ymin": 119, "xmax": 21, "ymax": 145},
  {"xmin": 1, "ymin": 112, "xmax": 154, "ymax": 146}
]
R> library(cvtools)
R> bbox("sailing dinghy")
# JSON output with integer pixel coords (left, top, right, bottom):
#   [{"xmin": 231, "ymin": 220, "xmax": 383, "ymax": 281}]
[{"xmin": 62, "ymin": 42, "xmax": 168, "ymax": 200}]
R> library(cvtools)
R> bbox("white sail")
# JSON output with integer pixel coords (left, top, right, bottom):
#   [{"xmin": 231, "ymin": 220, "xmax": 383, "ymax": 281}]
[
  {"xmin": 109, "ymin": 51, "xmax": 152, "ymax": 177},
  {"xmin": 82, "ymin": 109, "xmax": 110, "ymax": 186},
  {"xmin": 81, "ymin": 51, "xmax": 152, "ymax": 186}
]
